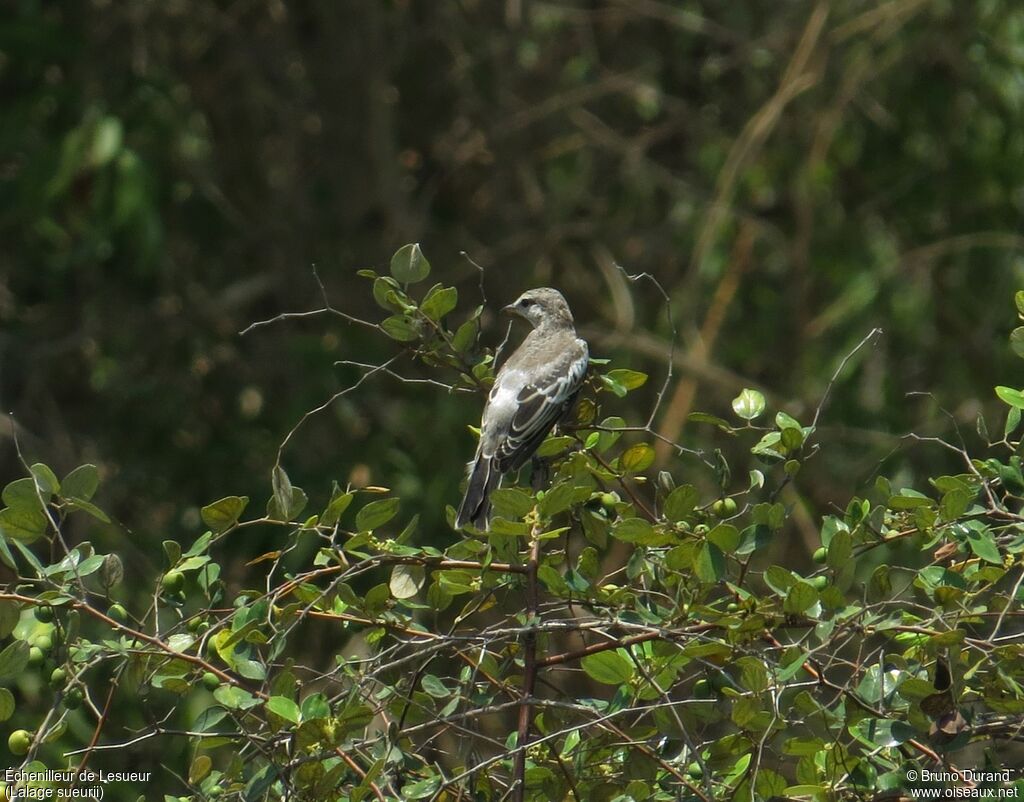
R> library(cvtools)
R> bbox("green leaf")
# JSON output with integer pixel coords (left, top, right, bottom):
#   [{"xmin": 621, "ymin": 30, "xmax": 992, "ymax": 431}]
[
  {"xmin": 213, "ymin": 685, "xmax": 259, "ymax": 710},
  {"xmin": 272, "ymin": 465, "xmax": 293, "ymax": 519},
  {"xmin": 538, "ymin": 483, "xmax": 588, "ymax": 518},
  {"xmin": 363, "ymin": 583, "xmax": 391, "ymax": 613},
  {"xmin": 321, "ymin": 486, "xmax": 353, "ymax": 527},
  {"xmin": 389, "ymin": 564, "xmax": 425, "ymax": 599},
  {"xmin": 2, "ymin": 479, "xmax": 42, "ymax": 511},
  {"xmin": 452, "ymin": 318, "xmax": 479, "ymax": 353},
  {"xmin": 784, "ymin": 582, "xmax": 819, "ymax": 614},
  {"xmin": 99, "ymin": 553, "xmax": 124, "ymax": 587},
  {"xmin": 694, "ymin": 542, "xmax": 725, "ymax": 583},
  {"xmin": 421, "ymin": 674, "xmax": 451, "ymax": 698},
  {"xmin": 65, "ymin": 497, "xmax": 110, "ymax": 523},
  {"xmin": 0, "ymin": 688, "xmax": 14, "ymax": 721},
  {"xmin": 764, "ymin": 565, "xmax": 794, "ymax": 595},
  {"xmin": 0, "ymin": 640, "xmax": 30, "ymax": 680},
  {"xmin": 1005, "ymin": 406, "xmax": 1022, "ymax": 438},
  {"xmin": 0, "ymin": 507, "xmax": 48, "ymax": 543},
  {"xmin": 535, "ymin": 435, "xmax": 574, "ymax": 457},
  {"xmin": 300, "ymin": 693, "xmax": 330, "ymax": 720},
  {"xmin": 775, "ymin": 411, "xmax": 802, "ymax": 430},
  {"xmin": 599, "ymin": 374, "xmax": 628, "ymax": 397},
  {"xmin": 595, "ymin": 417, "xmax": 626, "ymax": 452},
  {"xmin": 612, "ymin": 518, "xmax": 672, "ymax": 546},
  {"xmin": 188, "ymin": 755, "xmax": 212, "ymax": 785},
  {"xmin": 732, "ymin": 388, "xmax": 766, "ymax": 420},
  {"xmin": 382, "ymin": 314, "xmax": 420, "ymax": 342},
  {"xmin": 266, "ymin": 696, "xmax": 301, "ymax": 724},
  {"xmin": 372, "ymin": 276, "xmax": 405, "ymax": 312},
  {"xmin": 996, "ymin": 386, "xmax": 1024, "ymax": 409},
  {"xmin": 780, "ymin": 427, "xmax": 803, "ymax": 450},
  {"xmin": 688, "ymin": 411, "xmax": 736, "ymax": 432},
  {"xmin": 30, "ymin": 464, "xmax": 60, "ymax": 495},
  {"xmin": 421, "ymin": 285, "xmax": 458, "ymax": 321},
  {"xmin": 939, "ymin": 488, "xmax": 972, "ymax": 522},
  {"xmin": 965, "ymin": 524, "xmax": 1001, "ymax": 564},
  {"xmin": 664, "ymin": 484, "xmax": 699, "ymax": 521},
  {"xmin": 201, "ymin": 496, "xmax": 249, "ymax": 533},
  {"xmin": 826, "ymin": 530, "xmax": 852, "ymax": 570},
  {"xmin": 850, "ymin": 718, "xmax": 914, "ymax": 748},
  {"xmin": 605, "ymin": 369, "xmax": 648, "ymax": 391},
  {"xmin": 401, "ymin": 777, "xmax": 441, "ymax": 800},
  {"xmin": 736, "ymin": 656, "xmax": 769, "ymax": 693},
  {"xmin": 490, "ymin": 488, "xmax": 535, "ymax": 519},
  {"xmin": 267, "ymin": 470, "xmax": 307, "ymax": 521},
  {"xmin": 581, "ymin": 651, "xmax": 634, "ymax": 685},
  {"xmin": 538, "ymin": 564, "xmax": 569, "ymax": 594},
  {"xmin": 887, "ymin": 494, "xmax": 933, "ymax": 510},
  {"xmin": 1016, "ymin": 290, "xmax": 1024, "ymax": 318},
  {"xmin": 356, "ymin": 498, "xmax": 400, "ymax": 531},
  {"xmin": 163, "ymin": 540, "xmax": 182, "ymax": 566},
  {"xmin": 1011, "ymin": 327, "xmax": 1024, "ymax": 359},
  {"xmin": 390, "ymin": 243, "xmax": 431, "ymax": 283},
  {"xmin": 620, "ymin": 443, "xmax": 655, "ymax": 472},
  {"xmin": 777, "ymin": 651, "xmax": 810, "ymax": 682},
  {"xmin": 0, "ymin": 602, "xmax": 18, "ymax": 639},
  {"xmin": 707, "ymin": 524, "xmax": 739, "ymax": 553}
]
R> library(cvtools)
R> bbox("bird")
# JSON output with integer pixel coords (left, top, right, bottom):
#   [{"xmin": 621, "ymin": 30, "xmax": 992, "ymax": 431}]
[{"xmin": 455, "ymin": 288, "xmax": 589, "ymax": 530}]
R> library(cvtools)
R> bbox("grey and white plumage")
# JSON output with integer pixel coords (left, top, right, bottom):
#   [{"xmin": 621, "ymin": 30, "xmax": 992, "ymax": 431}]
[{"xmin": 455, "ymin": 288, "xmax": 589, "ymax": 531}]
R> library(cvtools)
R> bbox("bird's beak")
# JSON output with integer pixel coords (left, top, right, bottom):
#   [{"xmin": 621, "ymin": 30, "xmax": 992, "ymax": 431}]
[{"xmin": 501, "ymin": 303, "xmax": 518, "ymax": 317}]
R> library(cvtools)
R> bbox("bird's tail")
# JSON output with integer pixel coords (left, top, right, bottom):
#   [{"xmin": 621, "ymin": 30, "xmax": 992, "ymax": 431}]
[{"xmin": 455, "ymin": 454, "xmax": 499, "ymax": 530}]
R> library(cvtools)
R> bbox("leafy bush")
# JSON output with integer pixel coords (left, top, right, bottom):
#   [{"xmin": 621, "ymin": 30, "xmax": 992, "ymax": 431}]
[{"xmin": 1, "ymin": 247, "xmax": 1023, "ymax": 801}]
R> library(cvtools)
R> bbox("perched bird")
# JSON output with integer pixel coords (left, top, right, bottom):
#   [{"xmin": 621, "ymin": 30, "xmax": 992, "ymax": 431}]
[{"xmin": 455, "ymin": 288, "xmax": 589, "ymax": 530}]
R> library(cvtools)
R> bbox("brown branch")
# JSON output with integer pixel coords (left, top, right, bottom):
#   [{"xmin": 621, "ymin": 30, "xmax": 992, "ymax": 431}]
[
  {"xmin": 538, "ymin": 623, "xmax": 718, "ymax": 670},
  {"xmin": 762, "ymin": 632, "xmax": 943, "ymax": 765},
  {"xmin": 513, "ymin": 523, "xmax": 543, "ymax": 802},
  {"xmin": 74, "ymin": 674, "xmax": 119, "ymax": 778}
]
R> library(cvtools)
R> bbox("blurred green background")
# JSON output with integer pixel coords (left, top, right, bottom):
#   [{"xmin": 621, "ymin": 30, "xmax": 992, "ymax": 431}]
[{"xmin": 3, "ymin": 0, "xmax": 1024, "ymax": 554}]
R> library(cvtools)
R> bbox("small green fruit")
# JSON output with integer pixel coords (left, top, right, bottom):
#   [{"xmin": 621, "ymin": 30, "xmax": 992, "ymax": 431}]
[
  {"xmin": 686, "ymin": 762, "xmax": 703, "ymax": 779},
  {"xmin": 162, "ymin": 571, "xmax": 185, "ymax": 593},
  {"xmin": 202, "ymin": 672, "xmax": 220, "ymax": 691},
  {"xmin": 108, "ymin": 604, "xmax": 128, "ymax": 624},
  {"xmin": 726, "ymin": 602, "xmax": 739, "ymax": 613},
  {"xmin": 711, "ymin": 500, "xmax": 727, "ymax": 517},
  {"xmin": 62, "ymin": 687, "xmax": 84, "ymax": 710},
  {"xmin": 600, "ymin": 493, "xmax": 618, "ymax": 508},
  {"xmin": 49, "ymin": 668, "xmax": 67, "ymax": 688},
  {"xmin": 812, "ymin": 547, "xmax": 827, "ymax": 564},
  {"xmin": 722, "ymin": 497, "xmax": 738, "ymax": 515},
  {"xmin": 28, "ymin": 647, "xmax": 45, "ymax": 667},
  {"xmin": 187, "ymin": 616, "xmax": 207, "ymax": 633},
  {"xmin": 34, "ymin": 606, "xmax": 54, "ymax": 623},
  {"xmin": 693, "ymin": 679, "xmax": 711, "ymax": 697},
  {"xmin": 7, "ymin": 730, "xmax": 31, "ymax": 755},
  {"xmin": 709, "ymin": 670, "xmax": 732, "ymax": 692},
  {"xmin": 33, "ymin": 634, "xmax": 53, "ymax": 652},
  {"xmin": 811, "ymin": 576, "xmax": 829, "ymax": 590}
]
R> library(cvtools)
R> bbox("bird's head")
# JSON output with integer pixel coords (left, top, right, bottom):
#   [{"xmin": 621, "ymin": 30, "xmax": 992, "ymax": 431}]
[{"xmin": 502, "ymin": 287, "xmax": 574, "ymax": 329}]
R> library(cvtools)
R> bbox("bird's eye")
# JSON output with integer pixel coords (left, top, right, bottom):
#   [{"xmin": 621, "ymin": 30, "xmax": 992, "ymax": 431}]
[{"xmin": 520, "ymin": 298, "xmax": 534, "ymax": 307}]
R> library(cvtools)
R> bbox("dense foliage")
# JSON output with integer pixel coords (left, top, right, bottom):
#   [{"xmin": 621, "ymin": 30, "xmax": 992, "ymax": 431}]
[
  {"xmin": 0, "ymin": 251, "xmax": 1023, "ymax": 800},
  {"xmin": 5, "ymin": 1, "xmax": 1024, "ymax": 800}
]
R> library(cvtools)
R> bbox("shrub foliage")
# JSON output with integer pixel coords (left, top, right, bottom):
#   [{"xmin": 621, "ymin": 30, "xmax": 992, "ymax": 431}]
[{"xmin": 1, "ymin": 249, "xmax": 1024, "ymax": 801}]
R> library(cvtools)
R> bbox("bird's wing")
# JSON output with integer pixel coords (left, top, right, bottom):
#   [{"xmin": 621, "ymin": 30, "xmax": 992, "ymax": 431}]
[{"xmin": 495, "ymin": 339, "xmax": 588, "ymax": 471}]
